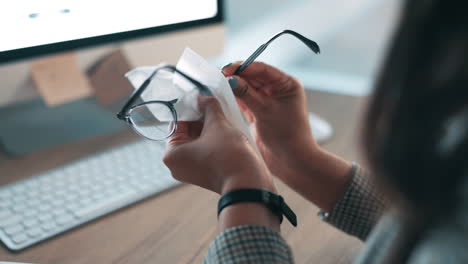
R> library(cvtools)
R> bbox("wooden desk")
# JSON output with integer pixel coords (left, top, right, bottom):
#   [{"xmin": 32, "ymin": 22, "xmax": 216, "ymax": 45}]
[{"xmin": 0, "ymin": 90, "xmax": 365, "ymax": 263}]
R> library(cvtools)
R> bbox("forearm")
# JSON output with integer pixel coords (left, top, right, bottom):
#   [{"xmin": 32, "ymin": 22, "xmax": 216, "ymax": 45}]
[
  {"xmin": 283, "ymin": 145, "xmax": 353, "ymax": 212},
  {"xmin": 281, "ymin": 146, "xmax": 387, "ymax": 240},
  {"xmin": 218, "ymin": 203, "xmax": 280, "ymax": 233}
]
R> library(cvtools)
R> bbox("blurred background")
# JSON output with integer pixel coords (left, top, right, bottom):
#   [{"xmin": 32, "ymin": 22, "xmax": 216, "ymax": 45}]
[{"xmin": 218, "ymin": 0, "xmax": 402, "ymax": 96}]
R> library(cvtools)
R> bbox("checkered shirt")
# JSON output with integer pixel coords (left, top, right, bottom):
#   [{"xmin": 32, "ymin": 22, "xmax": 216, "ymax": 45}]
[
  {"xmin": 203, "ymin": 225, "xmax": 294, "ymax": 264},
  {"xmin": 203, "ymin": 164, "xmax": 386, "ymax": 263},
  {"xmin": 322, "ymin": 163, "xmax": 387, "ymax": 240}
]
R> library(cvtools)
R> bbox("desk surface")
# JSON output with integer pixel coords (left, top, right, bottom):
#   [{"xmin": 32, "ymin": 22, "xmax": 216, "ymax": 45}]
[{"xmin": 0, "ymin": 90, "xmax": 365, "ymax": 264}]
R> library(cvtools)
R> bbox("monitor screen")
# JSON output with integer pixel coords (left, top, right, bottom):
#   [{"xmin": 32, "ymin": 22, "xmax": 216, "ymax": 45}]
[{"xmin": 0, "ymin": 0, "xmax": 221, "ymax": 63}]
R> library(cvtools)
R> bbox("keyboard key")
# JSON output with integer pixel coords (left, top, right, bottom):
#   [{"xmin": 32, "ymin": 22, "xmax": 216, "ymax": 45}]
[
  {"xmin": 27, "ymin": 228, "xmax": 42, "ymax": 238},
  {"xmin": 39, "ymin": 204, "xmax": 52, "ymax": 212},
  {"xmin": 55, "ymin": 189, "xmax": 67, "ymax": 197},
  {"xmin": 91, "ymin": 192, "xmax": 106, "ymax": 201},
  {"xmin": 0, "ymin": 215, "xmax": 22, "ymax": 227},
  {"xmin": 38, "ymin": 213, "xmax": 53, "ymax": 222},
  {"xmin": 40, "ymin": 185, "xmax": 52, "ymax": 192},
  {"xmin": 12, "ymin": 185, "xmax": 26, "ymax": 194},
  {"xmin": 0, "ymin": 201, "xmax": 11, "ymax": 208},
  {"xmin": 23, "ymin": 219, "xmax": 39, "ymax": 228},
  {"xmin": 24, "ymin": 180, "xmax": 39, "ymax": 189},
  {"xmin": 63, "ymin": 193, "xmax": 79, "ymax": 201},
  {"xmin": 74, "ymin": 189, "xmax": 136, "ymax": 218},
  {"xmin": 56, "ymin": 214, "xmax": 75, "ymax": 226},
  {"xmin": 5, "ymin": 224, "xmax": 24, "ymax": 236},
  {"xmin": 12, "ymin": 233, "xmax": 28, "ymax": 244},
  {"xmin": 79, "ymin": 189, "xmax": 91, "ymax": 197},
  {"xmin": 0, "ymin": 210, "xmax": 12, "ymax": 219},
  {"xmin": 52, "ymin": 208, "xmax": 67, "ymax": 216},
  {"xmin": 0, "ymin": 190, "xmax": 11, "ymax": 199},
  {"xmin": 41, "ymin": 222, "xmax": 57, "ymax": 232},
  {"xmin": 13, "ymin": 195, "xmax": 26, "ymax": 203},
  {"xmin": 26, "ymin": 199, "xmax": 41, "ymax": 207},
  {"xmin": 24, "ymin": 209, "xmax": 38, "ymax": 217},
  {"xmin": 52, "ymin": 199, "xmax": 65, "ymax": 206},
  {"xmin": 12, "ymin": 204, "xmax": 28, "ymax": 213},
  {"xmin": 41, "ymin": 194, "xmax": 54, "ymax": 203},
  {"xmin": 65, "ymin": 203, "xmax": 81, "ymax": 211}
]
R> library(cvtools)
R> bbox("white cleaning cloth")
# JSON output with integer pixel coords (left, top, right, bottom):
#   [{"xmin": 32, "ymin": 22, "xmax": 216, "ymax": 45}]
[
  {"xmin": 125, "ymin": 48, "xmax": 262, "ymax": 160},
  {"xmin": 125, "ymin": 64, "xmax": 201, "ymax": 121}
]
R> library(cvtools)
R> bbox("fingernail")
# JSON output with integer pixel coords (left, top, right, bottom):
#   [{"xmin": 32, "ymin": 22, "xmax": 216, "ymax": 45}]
[
  {"xmin": 228, "ymin": 76, "xmax": 239, "ymax": 89},
  {"xmin": 222, "ymin": 62, "xmax": 232, "ymax": 70}
]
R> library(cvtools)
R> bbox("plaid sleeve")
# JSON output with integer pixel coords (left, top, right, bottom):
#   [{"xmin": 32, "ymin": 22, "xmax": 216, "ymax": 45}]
[
  {"xmin": 203, "ymin": 225, "xmax": 294, "ymax": 264},
  {"xmin": 319, "ymin": 163, "xmax": 387, "ymax": 241}
]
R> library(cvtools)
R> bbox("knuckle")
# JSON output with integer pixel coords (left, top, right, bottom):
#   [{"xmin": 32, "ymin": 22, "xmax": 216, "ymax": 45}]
[
  {"xmin": 235, "ymin": 82, "xmax": 249, "ymax": 98},
  {"xmin": 162, "ymin": 152, "xmax": 173, "ymax": 167},
  {"xmin": 226, "ymin": 128, "xmax": 249, "ymax": 143},
  {"xmin": 204, "ymin": 97, "xmax": 219, "ymax": 106},
  {"xmin": 171, "ymin": 173, "xmax": 184, "ymax": 182},
  {"xmin": 162, "ymin": 150, "xmax": 180, "ymax": 168},
  {"xmin": 289, "ymin": 76, "xmax": 302, "ymax": 88},
  {"xmin": 202, "ymin": 97, "xmax": 221, "ymax": 110},
  {"xmin": 254, "ymin": 61, "xmax": 268, "ymax": 68}
]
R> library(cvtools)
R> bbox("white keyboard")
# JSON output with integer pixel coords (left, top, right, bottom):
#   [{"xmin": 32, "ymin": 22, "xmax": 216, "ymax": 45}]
[{"xmin": 0, "ymin": 140, "xmax": 179, "ymax": 251}]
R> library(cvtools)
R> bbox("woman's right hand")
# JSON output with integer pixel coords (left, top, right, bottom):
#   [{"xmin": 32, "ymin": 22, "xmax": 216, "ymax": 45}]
[
  {"xmin": 223, "ymin": 62, "xmax": 352, "ymax": 211},
  {"xmin": 163, "ymin": 96, "xmax": 280, "ymax": 232},
  {"xmin": 163, "ymin": 96, "xmax": 276, "ymax": 195}
]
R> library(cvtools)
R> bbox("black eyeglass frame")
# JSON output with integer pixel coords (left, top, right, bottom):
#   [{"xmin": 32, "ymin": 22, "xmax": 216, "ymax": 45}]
[
  {"xmin": 117, "ymin": 64, "xmax": 210, "ymax": 140},
  {"xmin": 233, "ymin": 29, "xmax": 320, "ymax": 75}
]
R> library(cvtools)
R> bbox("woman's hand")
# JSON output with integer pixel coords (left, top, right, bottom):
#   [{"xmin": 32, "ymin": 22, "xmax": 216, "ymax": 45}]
[
  {"xmin": 163, "ymin": 96, "xmax": 275, "ymax": 195},
  {"xmin": 223, "ymin": 62, "xmax": 318, "ymax": 182},
  {"xmin": 223, "ymin": 62, "xmax": 352, "ymax": 211},
  {"xmin": 163, "ymin": 96, "xmax": 280, "ymax": 232}
]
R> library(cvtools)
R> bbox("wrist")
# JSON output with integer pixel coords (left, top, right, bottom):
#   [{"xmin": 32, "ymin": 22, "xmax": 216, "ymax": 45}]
[
  {"xmin": 280, "ymin": 146, "xmax": 353, "ymax": 211},
  {"xmin": 220, "ymin": 170, "xmax": 277, "ymax": 195},
  {"xmin": 218, "ymin": 202, "xmax": 281, "ymax": 232}
]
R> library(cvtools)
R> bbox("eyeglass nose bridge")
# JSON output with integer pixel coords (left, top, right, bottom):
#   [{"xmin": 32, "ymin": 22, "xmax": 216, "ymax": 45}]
[
  {"xmin": 116, "ymin": 111, "xmax": 129, "ymax": 121},
  {"xmin": 122, "ymin": 101, "xmax": 178, "ymax": 141}
]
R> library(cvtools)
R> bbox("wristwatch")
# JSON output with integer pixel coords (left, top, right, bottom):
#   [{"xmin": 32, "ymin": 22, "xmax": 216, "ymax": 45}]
[{"xmin": 218, "ymin": 189, "xmax": 297, "ymax": 227}]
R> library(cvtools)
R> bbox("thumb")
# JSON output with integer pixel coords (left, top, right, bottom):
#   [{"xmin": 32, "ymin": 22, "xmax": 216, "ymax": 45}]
[
  {"xmin": 228, "ymin": 76, "xmax": 265, "ymax": 114},
  {"xmin": 198, "ymin": 96, "xmax": 228, "ymax": 132}
]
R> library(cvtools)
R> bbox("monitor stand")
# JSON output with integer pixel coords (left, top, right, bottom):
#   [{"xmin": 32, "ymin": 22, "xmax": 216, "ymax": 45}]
[
  {"xmin": 0, "ymin": 97, "xmax": 125, "ymax": 156},
  {"xmin": 0, "ymin": 52, "xmax": 130, "ymax": 156},
  {"xmin": 29, "ymin": 53, "xmax": 94, "ymax": 107}
]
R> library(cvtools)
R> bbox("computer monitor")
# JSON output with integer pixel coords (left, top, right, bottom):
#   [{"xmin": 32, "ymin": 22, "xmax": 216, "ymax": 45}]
[
  {"xmin": 0, "ymin": 0, "xmax": 224, "ymax": 155},
  {"xmin": 0, "ymin": 0, "xmax": 223, "ymax": 63}
]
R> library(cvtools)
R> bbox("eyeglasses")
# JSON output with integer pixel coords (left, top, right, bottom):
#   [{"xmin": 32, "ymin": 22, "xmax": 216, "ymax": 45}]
[
  {"xmin": 117, "ymin": 64, "xmax": 210, "ymax": 141},
  {"xmin": 118, "ymin": 30, "xmax": 320, "ymax": 141}
]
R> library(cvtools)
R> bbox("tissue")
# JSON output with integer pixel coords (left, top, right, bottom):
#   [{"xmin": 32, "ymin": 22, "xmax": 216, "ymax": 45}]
[{"xmin": 126, "ymin": 48, "xmax": 263, "ymax": 161}]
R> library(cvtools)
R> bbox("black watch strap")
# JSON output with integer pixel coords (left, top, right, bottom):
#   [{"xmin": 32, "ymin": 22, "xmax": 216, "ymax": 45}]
[{"xmin": 217, "ymin": 189, "xmax": 297, "ymax": 227}]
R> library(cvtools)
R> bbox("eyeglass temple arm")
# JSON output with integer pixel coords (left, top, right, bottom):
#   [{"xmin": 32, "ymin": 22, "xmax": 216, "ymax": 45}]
[
  {"xmin": 233, "ymin": 30, "xmax": 320, "ymax": 76},
  {"xmin": 117, "ymin": 64, "xmax": 210, "ymax": 120}
]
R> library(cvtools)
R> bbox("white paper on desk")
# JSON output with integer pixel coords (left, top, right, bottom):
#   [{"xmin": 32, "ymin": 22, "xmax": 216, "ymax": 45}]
[{"xmin": 125, "ymin": 48, "xmax": 262, "ymax": 160}]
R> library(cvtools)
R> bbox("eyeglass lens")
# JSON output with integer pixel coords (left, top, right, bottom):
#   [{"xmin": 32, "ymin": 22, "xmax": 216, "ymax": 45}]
[{"xmin": 129, "ymin": 102, "xmax": 175, "ymax": 141}]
